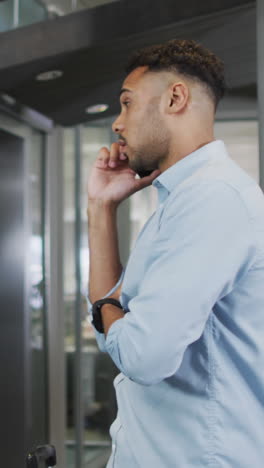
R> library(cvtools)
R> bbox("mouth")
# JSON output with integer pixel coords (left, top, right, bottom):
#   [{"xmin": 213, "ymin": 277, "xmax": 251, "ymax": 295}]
[
  {"xmin": 118, "ymin": 139, "xmax": 128, "ymax": 158},
  {"xmin": 118, "ymin": 138, "xmax": 127, "ymax": 146}
]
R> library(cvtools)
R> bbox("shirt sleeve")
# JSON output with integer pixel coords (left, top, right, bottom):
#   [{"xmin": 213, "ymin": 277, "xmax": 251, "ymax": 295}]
[
  {"xmin": 86, "ymin": 269, "xmax": 125, "ymax": 352},
  {"xmin": 105, "ymin": 181, "xmax": 256, "ymax": 385}
]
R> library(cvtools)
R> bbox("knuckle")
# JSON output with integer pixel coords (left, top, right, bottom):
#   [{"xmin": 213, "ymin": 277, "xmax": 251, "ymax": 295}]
[
  {"xmin": 98, "ymin": 147, "xmax": 109, "ymax": 163},
  {"xmin": 99, "ymin": 146, "xmax": 109, "ymax": 157}
]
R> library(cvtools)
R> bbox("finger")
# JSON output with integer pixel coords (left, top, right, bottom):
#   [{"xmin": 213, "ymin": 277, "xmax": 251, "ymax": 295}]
[
  {"xmin": 108, "ymin": 143, "xmax": 120, "ymax": 168},
  {"xmin": 96, "ymin": 147, "xmax": 110, "ymax": 168},
  {"xmin": 119, "ymin": 152, "xmax": 128, "ymax": 161}
]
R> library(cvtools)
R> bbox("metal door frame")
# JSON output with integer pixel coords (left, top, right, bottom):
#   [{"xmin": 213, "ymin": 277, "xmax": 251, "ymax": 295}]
[{"xmin": 0, "ymin": 108, "xmax": 66, "ymax": 468}]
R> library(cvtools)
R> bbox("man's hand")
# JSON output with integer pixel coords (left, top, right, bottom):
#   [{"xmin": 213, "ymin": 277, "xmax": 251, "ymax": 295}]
[
  {"xmin": 87, "ymin": 142, "xmax": 159, "ymax": 311},
  {"xmin": 88, "ymin": 143, "xmax": 160, "ymax": 206}
]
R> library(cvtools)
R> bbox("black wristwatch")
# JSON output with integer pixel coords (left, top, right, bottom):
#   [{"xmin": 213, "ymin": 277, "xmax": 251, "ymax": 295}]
[{"xmin": 92, "ymin": 298, "xmax": 124, "ymax": 333}]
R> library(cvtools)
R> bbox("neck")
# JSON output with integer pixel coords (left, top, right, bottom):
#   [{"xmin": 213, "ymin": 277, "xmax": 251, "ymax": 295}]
[{"xmin": 159, "ymin": 129, "xmax": 215, "ymax": 173}]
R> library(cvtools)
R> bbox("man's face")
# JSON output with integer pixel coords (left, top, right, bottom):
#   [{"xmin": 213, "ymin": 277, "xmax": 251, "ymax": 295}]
[{"xmin": 112, "ymin": 66, "xmax": 170, "ymax": 175}]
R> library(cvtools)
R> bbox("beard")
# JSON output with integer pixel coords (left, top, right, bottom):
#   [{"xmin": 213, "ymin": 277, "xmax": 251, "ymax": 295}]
[{"xmin": 127, "ymin": 103, "xmax": 170, "ymax": 176}]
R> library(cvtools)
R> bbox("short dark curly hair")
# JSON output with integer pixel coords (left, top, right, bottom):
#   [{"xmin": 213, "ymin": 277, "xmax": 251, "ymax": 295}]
[{"xmin": 125, "ymin": 39, "xmax": 226, "ymax": 109}]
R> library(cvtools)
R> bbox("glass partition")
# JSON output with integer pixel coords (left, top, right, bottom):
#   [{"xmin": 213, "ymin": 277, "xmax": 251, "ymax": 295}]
[
  {"xmin": 0, "ymin": 0, "xmax": 14, "ymax": 31},
  {"xmin": 0, "ymin": 0, "xmax": 119, "ymax": 33},
  {"xmin": 64, "ymin": 118, "xmax": 124, "ymax": 468},
  {"xmin": 214, "ymin": 120, "xmax": 259, "ymax": 182},
  {"xmin": 0, "ymin": 0, "xmax": 46, "ymax": 32},
  {"xmin": 80, "ymin": 124, "xmax": 117, "ymax": 458},
  {"xmin": 63, "ymin": 128, "xmax": 77, "ymax": 467},
  {"xmin": 18, "ymin": 0, "xmax": 47, "ymax": 28}
]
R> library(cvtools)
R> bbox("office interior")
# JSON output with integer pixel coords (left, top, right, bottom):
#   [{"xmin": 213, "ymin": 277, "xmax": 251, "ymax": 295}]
[{"xmin": 0, "ymin": 0, "xmax": 263, "ymax": 467}]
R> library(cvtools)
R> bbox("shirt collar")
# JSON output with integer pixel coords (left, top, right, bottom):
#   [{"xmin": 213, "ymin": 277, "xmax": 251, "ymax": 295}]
[{"xmin": 152, "ymin": 140, "xmax": 228, "ymax": 199}]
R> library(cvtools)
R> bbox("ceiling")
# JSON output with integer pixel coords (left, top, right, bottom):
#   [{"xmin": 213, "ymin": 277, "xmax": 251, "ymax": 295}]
[{"xmin": 0, "ymin": 0, "xmax": 257, "ymax": 126}]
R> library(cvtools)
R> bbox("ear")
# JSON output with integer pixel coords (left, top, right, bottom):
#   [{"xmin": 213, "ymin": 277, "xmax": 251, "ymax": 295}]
[{"xmin": 165, "ymin": 82, "xmax": 189, "ymax": 114}]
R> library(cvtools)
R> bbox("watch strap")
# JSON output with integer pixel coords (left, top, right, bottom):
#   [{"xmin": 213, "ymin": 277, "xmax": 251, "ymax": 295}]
[{"xmin": 92, "ymin": 298, "xmax": 123, "ymax": 333}]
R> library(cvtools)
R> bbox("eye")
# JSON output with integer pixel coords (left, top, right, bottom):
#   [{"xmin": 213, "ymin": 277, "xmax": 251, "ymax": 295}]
[{"xmin": 122, "ymin": 100, "xmax": 130, "ymax": 108}]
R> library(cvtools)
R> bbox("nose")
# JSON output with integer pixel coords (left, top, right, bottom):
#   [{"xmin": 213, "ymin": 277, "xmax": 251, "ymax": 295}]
[{"xmin": 112, "ymin": 115, "xmax": 125, "ymax": 134}]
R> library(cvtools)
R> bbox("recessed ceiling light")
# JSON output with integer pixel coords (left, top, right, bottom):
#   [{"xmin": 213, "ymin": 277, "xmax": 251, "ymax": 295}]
[
  {"xmin": 36, "ymin": 70, "xmax": 63, "ymax": 81},
  {"xmin": 86, "ymin": 104, "xmax": 109, "ymax": 114}
]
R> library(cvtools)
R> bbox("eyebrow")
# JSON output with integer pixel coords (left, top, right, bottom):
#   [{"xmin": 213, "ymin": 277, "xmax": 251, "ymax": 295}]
[{"xmin": 119, "ymin": 88, "xmax": 133, "ymax": 97}]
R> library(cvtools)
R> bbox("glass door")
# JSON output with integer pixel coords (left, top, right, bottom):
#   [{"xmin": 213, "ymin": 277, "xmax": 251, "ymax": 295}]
[
  {"xmin": 0, "ymin": 113, "xmax": 47, "ymax": 463},
  {"xmin": 64, "ymin": 117, "xmax": 131, "ymax": 468}
]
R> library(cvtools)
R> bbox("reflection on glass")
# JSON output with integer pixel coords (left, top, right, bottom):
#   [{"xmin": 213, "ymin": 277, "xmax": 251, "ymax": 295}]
[
  {"xmin": 30, "ymin": 235, "xmax": 44, "ymax": 348},
  {"xmin": 28, "ymin": 129, "xmax": 47, "ymax": 447}
]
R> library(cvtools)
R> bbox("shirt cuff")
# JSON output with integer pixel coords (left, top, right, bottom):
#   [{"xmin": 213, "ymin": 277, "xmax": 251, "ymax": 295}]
[{"xmin": 86, "ymin": 269, "xmax": 125, "ymax": 352}]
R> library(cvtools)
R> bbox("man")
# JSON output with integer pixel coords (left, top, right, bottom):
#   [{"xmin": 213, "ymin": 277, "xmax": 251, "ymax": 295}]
[{"xmin": 87, "ymin": 39, "xmax": 264, "ymax": 467}]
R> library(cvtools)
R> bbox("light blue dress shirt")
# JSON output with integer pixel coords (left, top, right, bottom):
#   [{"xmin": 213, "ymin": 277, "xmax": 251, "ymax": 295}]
[{"xmin": 88, "ymin": 140, "xmax": 264, "ymax": 467}]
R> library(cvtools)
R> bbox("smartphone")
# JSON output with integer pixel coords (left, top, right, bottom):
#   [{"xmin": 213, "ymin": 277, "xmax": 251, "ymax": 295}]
[{"xmin": 136, "ymin": 169, "xmax": 153, "ymax": 178}]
